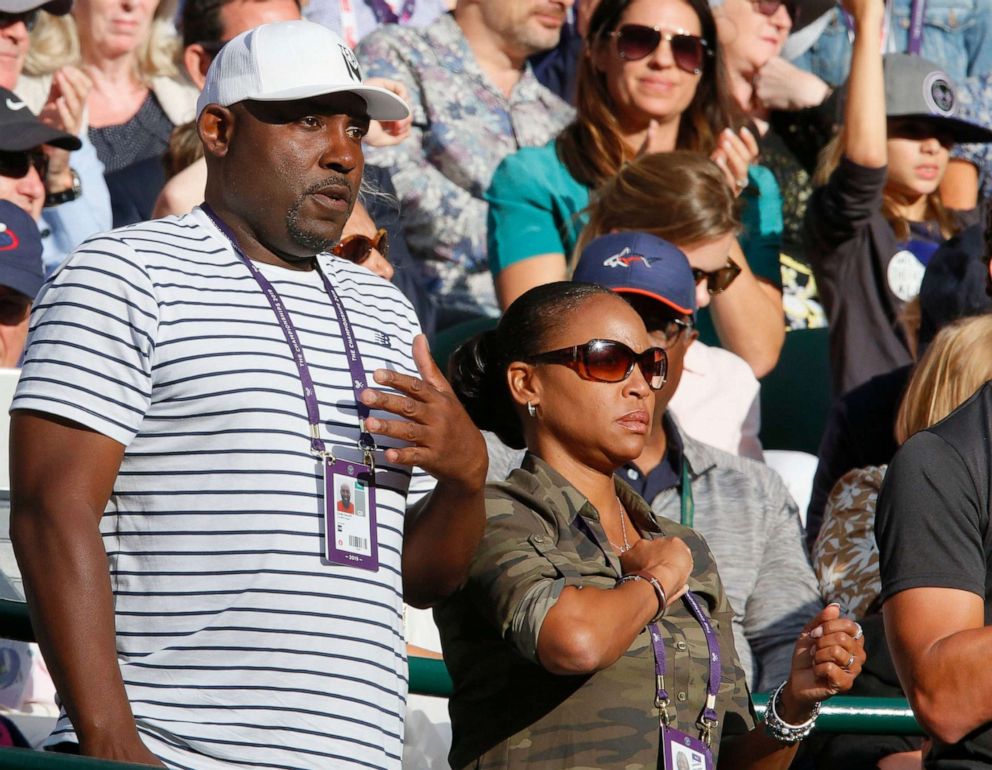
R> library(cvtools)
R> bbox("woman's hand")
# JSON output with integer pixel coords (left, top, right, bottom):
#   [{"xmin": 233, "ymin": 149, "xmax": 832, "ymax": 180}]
[
  {"xmin": 39, "ymin": 66, "xmax": 93, "ymax": 190},
  {"xmin": 780, "ymin": 604, "xmax": 866, "ymax": 720},
  {"xmin": 710, "ymin": 127, "xmax": 759, "ymax": 197},
  {"xmin": 620, "ymin": 536, "xmax": 694, "ymax": 605},
  {"xmin": 364, "ymin": 77, "xmax": 414, "ymax": 147}
]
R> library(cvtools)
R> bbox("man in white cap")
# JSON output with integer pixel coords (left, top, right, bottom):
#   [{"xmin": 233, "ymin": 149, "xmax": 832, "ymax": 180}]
[{"xmin": 9, "ymin": 19, "xmax": 486, "ymax": 769}]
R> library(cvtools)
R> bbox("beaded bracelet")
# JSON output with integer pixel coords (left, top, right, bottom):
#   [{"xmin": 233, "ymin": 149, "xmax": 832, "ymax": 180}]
[
  {"xmin": 617, "ymin": 570, "xmax": 668, "ymax": 623},
  {"xmin": 763, "ymin": 681, "xmax": 821, "ymax": 744}
]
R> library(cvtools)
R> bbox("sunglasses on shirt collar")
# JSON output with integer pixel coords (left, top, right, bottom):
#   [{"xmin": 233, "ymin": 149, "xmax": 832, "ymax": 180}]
[
  {"xmin": 693, "ymin": 257, "xmax": 742, "ymax": 295},
  {"xmin": 0, "ymin": 150, "xmax": 48, "ymax": 181},
  {"xmin": 524, "ymin": 338, "xmax": 669, "ymax": 391},
  {"xmin": 611, "ymin": 24, "xmax": 713, "ymax": 75},
  {"xmin": 331, "ymin": 228, "xmax": 389, "ymax": 265}
]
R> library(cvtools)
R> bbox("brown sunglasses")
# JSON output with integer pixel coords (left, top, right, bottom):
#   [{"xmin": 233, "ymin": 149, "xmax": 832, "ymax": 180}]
[
  {"xmin": 331, "ymin": 228, "xmax": 389, "ymax": 265},
  {"xmin": 692, "ymin": 257, "xmax": 742, "ymax": 295}
]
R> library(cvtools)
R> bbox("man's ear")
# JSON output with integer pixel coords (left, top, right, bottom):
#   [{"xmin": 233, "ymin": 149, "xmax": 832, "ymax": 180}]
[
  {"xmin": 507, "ymin": 361, "xmax": 541, "ymax": 410},
  {"xmin": 183, "ymin": 44, "xmax": 211, "ymax": 90},
  {"xmin": 198, "ymin": 104, "xmax": 235, "ymax": 159}
]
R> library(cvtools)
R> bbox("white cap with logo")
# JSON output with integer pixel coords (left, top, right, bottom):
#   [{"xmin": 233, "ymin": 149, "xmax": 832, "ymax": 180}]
[{"xmin": 196, "ymin": 20, "xmax": 411, "ymax": 121}]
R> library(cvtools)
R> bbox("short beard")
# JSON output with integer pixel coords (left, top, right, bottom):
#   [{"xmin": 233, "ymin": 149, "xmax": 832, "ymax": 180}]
[{"xmin": 285, "ymin": 177, "xmax": 354, "ymax": 256}]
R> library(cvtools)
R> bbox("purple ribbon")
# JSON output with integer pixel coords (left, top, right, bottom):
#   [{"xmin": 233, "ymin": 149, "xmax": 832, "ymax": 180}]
[
  {"xmin": 366, "ymin": 0, "xmax": 416, "ymax": 24},
  {"xmin": 907, "ymin": 0, "xmax": 926, "ymax": 55},
  {"xmin": 648, "ymin": 591, "xmax": 722, "ymax": 732},
  {"xmin": 201, "ymin": 204, "xmax": 376, "ymax": 460}
]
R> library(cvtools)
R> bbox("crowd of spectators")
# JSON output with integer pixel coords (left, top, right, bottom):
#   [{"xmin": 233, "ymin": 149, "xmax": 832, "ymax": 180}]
[{"xmin": 1, "ymin": 0, "xmax": 992, "ymax": 768}]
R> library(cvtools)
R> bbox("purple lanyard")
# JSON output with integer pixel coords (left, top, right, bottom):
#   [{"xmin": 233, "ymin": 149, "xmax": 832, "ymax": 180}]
[
  {"xmin": 841, "ymin": 0, "xmax": 925, "ymax": 54},
  {"xmin": 907, "ymin": 0, "xmax": 925, "ymax": 54},
  {"xmin": 201, "ymin": 204, "xmax": 377, "ymax": 465},
  {"xmin": 648, "ymin": 591, "xmax": 721, "ymax": 745},
  {"xmin": 367, "ymin": 0, "xmax": 416, "ymax": 24}
]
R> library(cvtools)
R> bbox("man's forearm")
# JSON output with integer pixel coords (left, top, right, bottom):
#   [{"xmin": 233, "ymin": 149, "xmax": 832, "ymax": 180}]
[
  {"xmin": 401, "ymin": 478, "xmax": 486, "ymax": 608},
  {"xmin": 11, "ymin": 505, "xmax": 144, "ymax": 753}
]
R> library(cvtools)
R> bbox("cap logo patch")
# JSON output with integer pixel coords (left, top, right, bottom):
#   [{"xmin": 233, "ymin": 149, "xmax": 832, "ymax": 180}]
[
  {"xmin": 4, "ymin": 98, "xmax": 27, "ymax": 112},
  {"xmin": 0, "ymin": 226, "xmax": 20, "ymax": 252},
  {"xmin": 603, "ymin": 247, "xmax": 651, "ymax": 269},
  {"xmin": 924, "ymin": 72, "xmax": 954, "ymax": 116},
  {"xmin": 338, "ymin": 44, "xmax": 362, "ymax": 82}
]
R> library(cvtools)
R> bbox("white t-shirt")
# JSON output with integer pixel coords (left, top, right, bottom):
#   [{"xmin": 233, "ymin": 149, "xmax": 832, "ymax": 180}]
[
  {"xmin": 13, "ymin": 208, "xmax": 434, "ymax": 770},
  {"xmin": 669, "ymin": 341, "xmax": 764, "ymax": 462}
]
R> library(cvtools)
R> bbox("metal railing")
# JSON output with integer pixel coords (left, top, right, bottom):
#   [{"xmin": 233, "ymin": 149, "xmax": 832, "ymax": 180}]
[{"xmin": 0, "ymin": 599, "xmax": 924, "ymax": 767}]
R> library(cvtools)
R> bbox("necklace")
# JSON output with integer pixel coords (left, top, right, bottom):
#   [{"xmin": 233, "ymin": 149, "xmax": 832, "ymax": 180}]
[{"xmin": 609, "ymin": 496, "xmax": 632, "ymax": 554}]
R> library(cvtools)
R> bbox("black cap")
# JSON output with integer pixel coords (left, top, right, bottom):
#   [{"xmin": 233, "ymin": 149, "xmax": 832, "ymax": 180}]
[
  {"xmin": 0, "ymin": 201, "xmax": 45, "ymax": 300},
  {"xmin": 0, "ymin": 87, "xmax": 80, "ymax": 152},
  {"xmin": 918, "ymin": 223, "xmax": 992, "ymax": 349}
]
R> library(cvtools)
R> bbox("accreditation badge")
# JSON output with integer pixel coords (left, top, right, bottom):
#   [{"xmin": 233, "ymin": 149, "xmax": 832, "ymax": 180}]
[
  {"xmin": 324, "ymin": 457, "xmax": 379, "ymax": 571},
  {"xmin": 660, "ymin": 726, "xmax": 713, "ymax": 770}
]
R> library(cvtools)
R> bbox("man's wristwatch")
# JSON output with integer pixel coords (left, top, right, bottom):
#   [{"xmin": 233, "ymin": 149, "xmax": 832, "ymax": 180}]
[{"xmin": 44, "ymin": 169, "xmax": 82, "ymax": 207}]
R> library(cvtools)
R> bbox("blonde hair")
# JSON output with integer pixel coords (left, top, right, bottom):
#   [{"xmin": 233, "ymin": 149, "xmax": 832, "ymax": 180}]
[
  {"xmin": 814, "ymin": 131, "xmax": 958, "ymax": 242},
  {"xmin": 895, "ymin": 314, "xmax": 992, "ymax": 443},
  {"xmin": 25, "ymin": 4, "xmax": 180, "ymax": 81},
  {"xmin": 572, "ymin": 151, "xmax": 741, "ymax": 270}
]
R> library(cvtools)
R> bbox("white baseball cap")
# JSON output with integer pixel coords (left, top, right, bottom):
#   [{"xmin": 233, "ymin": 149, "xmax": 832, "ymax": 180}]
[{"xmin": 196, "ymin": 20, "xmax": 410, "ymax": 121}]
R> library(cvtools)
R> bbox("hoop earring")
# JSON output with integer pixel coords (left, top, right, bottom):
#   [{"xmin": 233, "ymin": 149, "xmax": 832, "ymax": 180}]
[{"xmin": 527, "ymin": 401, "xmax": 538, "ymax": 418}]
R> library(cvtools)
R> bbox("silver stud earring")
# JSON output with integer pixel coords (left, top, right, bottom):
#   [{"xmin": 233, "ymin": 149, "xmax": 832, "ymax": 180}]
[{"xmin": 527, "ymin": 401, "xmax": 538, "ymax": 418}]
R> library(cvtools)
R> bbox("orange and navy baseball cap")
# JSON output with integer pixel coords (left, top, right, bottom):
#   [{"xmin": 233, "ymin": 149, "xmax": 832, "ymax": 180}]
[{"xmin": 573, "ymin": 232, "xmax": 696, "ymax": 317}]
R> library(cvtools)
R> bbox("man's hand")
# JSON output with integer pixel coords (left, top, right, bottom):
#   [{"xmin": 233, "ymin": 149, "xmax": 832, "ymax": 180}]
[
  {"xmin": 364, "ymin": 77, "xmax": 413, "ymax": 147},
  {"xmin": 79, "ymin": 736, "xmax": 165, "ymax": 767},
  {"xmin": 38, "ymin": 66, "xmax": 92, "ymax": 191},
  {"xmin": 754, "ymin": 57, "xmax": 831, "ymax": 111},
  {"xmin": 361, "ymin": 334, "xmax": 487, "ymax": 491}
]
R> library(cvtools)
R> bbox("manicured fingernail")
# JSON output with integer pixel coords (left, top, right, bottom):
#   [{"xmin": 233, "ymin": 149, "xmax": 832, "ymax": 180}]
[
  {"xmin": 827, "ymin": 602, "xmax": 841, "ymax": 609},
  {"xmin": 741, "ymin": 126, "xmax": 753, "ymax": 137},
  {"xmin": 811, "ymin": 626, "xmax": 823, "ymax": 638}
]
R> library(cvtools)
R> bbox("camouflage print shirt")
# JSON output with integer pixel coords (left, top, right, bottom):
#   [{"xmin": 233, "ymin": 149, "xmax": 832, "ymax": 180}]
[{"xmin": 434, "ymin": 454, "xmax": 755, "ymax": 770}]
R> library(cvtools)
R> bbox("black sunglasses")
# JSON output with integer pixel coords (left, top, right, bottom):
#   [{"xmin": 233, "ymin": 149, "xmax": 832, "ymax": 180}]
[
  {"xmin": 651, "ymin": 316, "xmax": 694, "ymax": 347},
  {"xmin": 747, "ymin": 0, "xmax": 798, "ymax": 22},
  {"xmin": 525, "ymin": 338, "xmax": 668, "ymax": 391},
  {"xmin": 0, "ymin": 150, "xmax": 48, "ymax": 181},
  {"xmin": 0, "ymin": 9, "xmax": 39, "ymax": 31},
  {"xmin": 331, "ymin": 228, "xmax": 389, "ymax": 265},
  {"xmin": 611, "ymin": 24, "xmax": 712, "ymax": 75},
  {"xmin": 693, "ymin": 257, "xmax": 742, "ymax": 295}
]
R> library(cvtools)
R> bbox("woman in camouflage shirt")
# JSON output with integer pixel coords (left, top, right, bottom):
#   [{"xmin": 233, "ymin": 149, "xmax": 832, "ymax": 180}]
[{"xmin": 439, "ymin": 280, "xmax": 865, "ymax": 770}]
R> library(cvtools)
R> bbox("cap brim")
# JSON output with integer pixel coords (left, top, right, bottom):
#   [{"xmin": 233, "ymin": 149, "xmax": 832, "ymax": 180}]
[
  {"xmin": 891, "ymin": 113, "xmax": 992, "ymax": 144},
  {"xmin": 613, "ymin": 287, "xmax": 695, "ymax": 316},
  {"xmin": 0, "ymin": 119, "xmax": 80, "ymax": 152},
  {"xmin": 233, "ymin": 83, "xmax": 410, "ymax": 121},
  {"xmin": 0, "ymin": 0, "xmax": 70, "ymax": 13},
  {"xmin": 0, "ymin": 264, "xmax": 43, "ymax": 301}
]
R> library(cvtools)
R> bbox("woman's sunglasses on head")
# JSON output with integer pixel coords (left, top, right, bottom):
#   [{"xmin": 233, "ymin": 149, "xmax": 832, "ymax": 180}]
[
  {"xmin": 611, "ymin": 24, "xmax": 712, "ymax": 75},
  {"xmin": 693, "ymin": 257, "xmax": 742, "ymax": 295},
  {"xmin": 331, "ymin": 228, "xmax": 389, "ymax": 264},
  {"xmin": 0, "ymin": 150, "xmax": 48, "ymax": 181},
  {"xmin": 525, "ymin": 338, "xmax": 668, "ymax": 391}
]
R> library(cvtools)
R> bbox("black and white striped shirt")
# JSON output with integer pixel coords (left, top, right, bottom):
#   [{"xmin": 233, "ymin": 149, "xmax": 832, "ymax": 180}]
[{"xmin": 13, "ymin": 208, "xmax": 434, "ymax": 770}]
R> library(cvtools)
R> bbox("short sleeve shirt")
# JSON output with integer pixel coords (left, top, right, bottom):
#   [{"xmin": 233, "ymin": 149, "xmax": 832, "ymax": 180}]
[
  {"xmin": 434, "ymin": 454, "xmax": 755, "ymax": 770},
  {"xmin": 875, "ymin": 382, "xmax": 992, "ymax": 767},
  {"xmin": 12, "ymin": 209, "xmax": 435, "ymax": 770}
]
